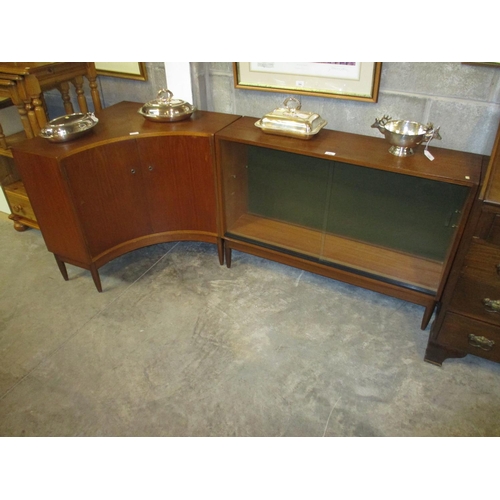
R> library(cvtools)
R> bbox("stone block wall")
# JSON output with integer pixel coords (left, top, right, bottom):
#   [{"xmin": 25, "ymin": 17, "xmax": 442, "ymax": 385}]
[{"xmin": 191, "ymin": 62, "xmax": 500, "ymax": 155}]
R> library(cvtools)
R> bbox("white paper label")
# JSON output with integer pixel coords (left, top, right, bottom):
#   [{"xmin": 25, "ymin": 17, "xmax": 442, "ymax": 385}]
[{"xmin": 424, "ymin": 149, "xmax": 434, "ymax": 161}]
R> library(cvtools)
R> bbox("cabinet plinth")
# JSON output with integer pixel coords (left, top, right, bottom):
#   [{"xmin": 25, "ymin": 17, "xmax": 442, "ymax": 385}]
[
  {"xmin": 11, "ymin": 101, "xmax": 240, "ymax": 291},
  {"xmin": 216, "ymin": 117, "xmax": 483, "ymax": 329}
]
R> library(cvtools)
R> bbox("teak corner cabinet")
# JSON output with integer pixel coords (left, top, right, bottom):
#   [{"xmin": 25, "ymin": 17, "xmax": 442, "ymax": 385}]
[
  {"xmin": 12, "ymin": 101, "xmax": 484, "ymax": 340},
  {"xmin": 12, "ymin": 101, "xmax": 240, "ymax": 292}
]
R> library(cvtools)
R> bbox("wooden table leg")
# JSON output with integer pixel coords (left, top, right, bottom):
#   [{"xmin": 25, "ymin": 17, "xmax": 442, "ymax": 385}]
[
  {"xmin": 0, "ymin": 121, "xmax": 7, "ymax": 149},
  {"xmin": 24, "ymin": 75, "xmax": 46, "ymax": 136},
  {"xmin": 57, "ymin": 81, "xmax": 74, "ymax": 115},
  {"xmin": 73, "ymin": 76, "xmax": 89, "ymax": 113},
  {"xmin": 86, "ymin": 63, "xmax": 102, "ymax": 112}
]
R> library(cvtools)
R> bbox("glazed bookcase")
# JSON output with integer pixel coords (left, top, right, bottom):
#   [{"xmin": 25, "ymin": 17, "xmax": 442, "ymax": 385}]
[{"xmin": 215, "ymin": 117, "xmax": 484, "ymax": 329}]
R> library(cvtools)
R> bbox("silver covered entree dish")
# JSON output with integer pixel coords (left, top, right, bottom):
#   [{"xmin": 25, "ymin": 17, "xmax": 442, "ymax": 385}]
[
  {"xmin": 255, "ymin": 97, "xmax": 327, "ymax": 140},
  {"xmin": 39, "ymin": 112, "xmax": 99, "ymax": 143},
  {"xmin": 138, "ymin": 89, "xmax": 196, "ymax": 122}
]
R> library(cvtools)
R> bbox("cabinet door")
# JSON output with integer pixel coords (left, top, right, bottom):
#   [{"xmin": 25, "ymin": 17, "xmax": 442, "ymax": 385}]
[
  {"xmin": 137, "ymin": 136, "xmax": 217, "ymax": 234},
  {"xmin": 63, "ymin": 141, "xmax": 153, "ymax": 257}
]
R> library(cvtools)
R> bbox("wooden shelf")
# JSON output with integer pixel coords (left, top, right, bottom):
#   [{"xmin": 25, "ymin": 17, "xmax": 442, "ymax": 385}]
[
  {"xmin": 0, "ymin": 131, "xmax": 28, "ymax": 158},
  {"xmin": 216, "ymin": 117, "xmax": 482, "ymax": 187},
  {"xmin": 227, "ymin": 213, "xmax": 442, "ymax": 293}
]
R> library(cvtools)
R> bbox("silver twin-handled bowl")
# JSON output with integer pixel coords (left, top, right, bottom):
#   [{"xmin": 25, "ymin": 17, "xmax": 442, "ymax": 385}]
[
  {"xmin": 371, "ymin": 115, "xmax": 441, "ymax": 157},
  {"xmin": 39, "ymin": 112, "xmax": 99, "ymax": 143}
]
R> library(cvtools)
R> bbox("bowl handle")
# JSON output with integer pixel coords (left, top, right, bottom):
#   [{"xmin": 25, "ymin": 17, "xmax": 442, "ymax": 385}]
[
  {"xmin": 371, "ymin": 115, "xmax": 391, "ymax": 134},
  {"xmin": 423, "ymin": 124, "xmax": 442, "ymax": 143}
]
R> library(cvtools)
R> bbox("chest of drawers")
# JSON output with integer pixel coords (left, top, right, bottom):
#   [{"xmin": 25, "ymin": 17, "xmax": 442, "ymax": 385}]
[{"xmin": 425, "ymin": 122, "xmax": 500, "ymax": 366}]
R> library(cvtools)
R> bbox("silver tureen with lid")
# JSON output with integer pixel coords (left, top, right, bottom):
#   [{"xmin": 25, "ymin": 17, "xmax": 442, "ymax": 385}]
[
  {"xmin": 138, "ymin": 89, "xmax": 196, "ymax": 122},
  {"xmin": 255, "ymin": 97, "xmax": 327, "ymax": 140}
]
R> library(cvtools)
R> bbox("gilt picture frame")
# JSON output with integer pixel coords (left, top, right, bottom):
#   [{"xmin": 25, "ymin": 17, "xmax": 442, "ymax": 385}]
[
  {"xmin": 95, "ymin": 62, "xmax": 148, "ymax": 81},
  {"xmin": 234, "ymin": 62, "xmax": 382, "ymax": 102}
]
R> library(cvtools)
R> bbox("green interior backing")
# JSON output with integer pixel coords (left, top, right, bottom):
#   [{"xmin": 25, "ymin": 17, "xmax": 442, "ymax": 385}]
[{"xmin": 246, "ymin": 146, "xmax": 469, "ymax": 262}]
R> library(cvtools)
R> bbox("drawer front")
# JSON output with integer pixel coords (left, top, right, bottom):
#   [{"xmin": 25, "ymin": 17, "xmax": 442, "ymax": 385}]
[
  {"xmin": 5, "ymin": 186, "xmax": 37, "ymax": 222},
  {"xmin": 475, "ymin": 204, "xmax": 500, "ymax": 245},
  {"xmin": 462, "ymin": 241, "xmax": 500, "ymax": 283},
  {"xmin": 449, "ymin": 275, "xmax": 500, "ymax": 326},
  {"xmin": 437, "ymin": 312, "xmax": 500, "ymax": 363}
]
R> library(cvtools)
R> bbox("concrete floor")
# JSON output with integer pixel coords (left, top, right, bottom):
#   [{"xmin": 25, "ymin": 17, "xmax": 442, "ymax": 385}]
[{"xmin": 1, "ymin": 213, "xmax": 500, "ymax": 437}]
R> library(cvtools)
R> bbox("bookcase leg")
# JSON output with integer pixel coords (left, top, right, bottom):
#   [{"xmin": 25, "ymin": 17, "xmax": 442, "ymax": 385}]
[{"xmin": 225, "ymin": 245, "xmax": 232, "ymax": 268}]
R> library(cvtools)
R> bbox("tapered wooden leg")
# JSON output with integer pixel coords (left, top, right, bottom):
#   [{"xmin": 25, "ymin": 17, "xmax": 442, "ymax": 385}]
[
  {"xmin": 217, "ymin": 238, "xmax": 224, "ymax": 265},
  {"xmin": 421, "ymin": 302, "xmax": 436, "ymax": 330},
  {"xmin": 225, "ymin": 245, "xmax": 232, "ymax": 268},
  {"xmin": 54, "ymin": 255, "xmax": 69, "ymax": 281},
  {"xmin": 89, "ymin": 264, "xmax": 103, "ymax": 292}
]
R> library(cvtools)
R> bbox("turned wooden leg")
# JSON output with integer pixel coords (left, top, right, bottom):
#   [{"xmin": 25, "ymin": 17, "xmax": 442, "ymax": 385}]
[
  {"xmin": 224, "ymin": 245, "xmax": 232, "ymax": 268},
  {"xmin": 8, "ymin": 214, "xmax": 28, "ymax": 232},
  {"xmin": 86, "ymin": 63, "xmax": 102, "ymax": 112},
  {"xmin": 424, "ymin": 341, "xmax": 467, "ymax": 366},
  {"xmin": 24, "ymin": 75, "xmax": 46, "ymax": 135},
  {"xmin": 0, "ymin": 121, "xmax": 7, "ymax": 149},
  {"xmin": 10, "ymin": 87, "xmax": 34, "ymax": 139},
  {"xmin": 217, "ymin": 238, "xmax": 224, "ymax": 265},
  {"xmin": 57, "ymin": 81, "xmax": 74, "ymax": 115},
  {"xmin": 54, "ymin": 255, "xmax": 69, "ymax": 281},
  {"xmin": 72, "ymin": 76, "xmax": 88, "ymax": 113},
  {"xmin": 89, "ymin": 264, "xmax": 103, "ymax": 292}
]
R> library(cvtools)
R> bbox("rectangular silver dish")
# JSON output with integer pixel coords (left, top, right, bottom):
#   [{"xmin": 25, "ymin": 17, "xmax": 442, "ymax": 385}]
[{"xmin": 254, "ymin": 97, "xmax": 327, "ymax": 140}]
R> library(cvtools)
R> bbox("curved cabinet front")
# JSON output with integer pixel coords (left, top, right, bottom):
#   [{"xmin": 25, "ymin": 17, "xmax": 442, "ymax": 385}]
[{"xmin": 12, "ymin": 101, "xmax": 240, "ymax": 291}]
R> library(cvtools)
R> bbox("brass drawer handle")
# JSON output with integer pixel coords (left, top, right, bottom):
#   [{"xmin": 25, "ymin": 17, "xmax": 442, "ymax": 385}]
[
  {"xmin": 468, "ymin": 333, "xmax": 495, "ymax": 351},
  {"xmin": 483, "ymin": 298, "xmax": 500, "ymax": 313}
]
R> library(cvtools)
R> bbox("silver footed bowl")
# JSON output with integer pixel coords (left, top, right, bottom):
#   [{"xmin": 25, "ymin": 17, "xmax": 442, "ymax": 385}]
[
  {"xmin": 40, "ymin": 112, "xmax": 99, "ymax": 143},
  {"xmin": 371, "ymin": 115, "xmax": 441, "ymax": 157}
]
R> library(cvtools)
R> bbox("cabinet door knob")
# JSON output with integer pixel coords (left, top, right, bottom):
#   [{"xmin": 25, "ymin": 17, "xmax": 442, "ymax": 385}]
[
  {"xmin": 148, "ymin": 165, "xmax": 154, "ymax": 171},
  {"xmin": 482, "ymin": 298, "xmax": 500, "ymax": 313},
  {"xmin": 130, "ymin": 168, "xmax": 136, "ymax": 174},
  {"xmin": 468, "ymin": 333, "xmax": 495, "ymax": 351}
]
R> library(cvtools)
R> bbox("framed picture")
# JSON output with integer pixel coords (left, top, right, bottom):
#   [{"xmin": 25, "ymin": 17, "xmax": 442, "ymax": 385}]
[
  {"xmin": 234, "ymin": 62, "xmax": 382, "ymax": 102},
  {"xmin": 463, "ymin": 62, "xmax": 500, "ymax": 68},
  {"xmin": 95, "ymin": 62, "xmax": 148, "ymax": 81}
]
